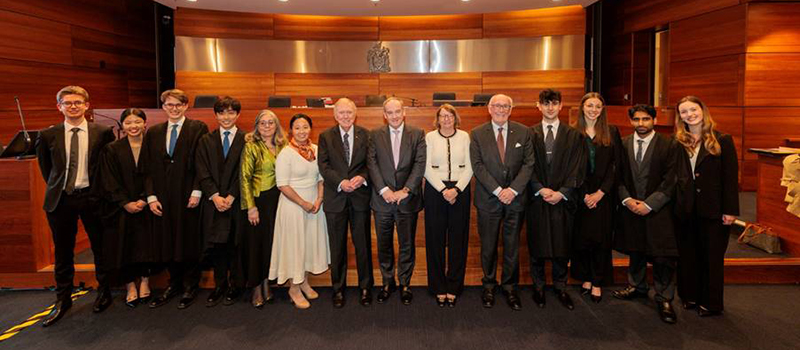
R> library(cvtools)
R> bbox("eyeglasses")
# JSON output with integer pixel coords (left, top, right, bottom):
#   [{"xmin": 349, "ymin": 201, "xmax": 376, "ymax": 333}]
[
  {"xmin": 60, "ymin": 101, "xmax": 86, "ymax": 108},
  {"xmin": 490, "ymin": 104, "xmax": 512, "ymax": 110},
  {"xmin": 163, "ymin": 103, "xmax": 186, "ymax": 109}
]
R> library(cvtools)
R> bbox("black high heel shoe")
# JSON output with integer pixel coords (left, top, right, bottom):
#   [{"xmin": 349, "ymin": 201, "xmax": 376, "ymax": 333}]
[
  {"xmin": 580, "ymin": 285, "xmax": 591, "ymax": 296},
  {"xmin": 447, "ymin": 296, "xmax": 457, "ymax": 308},
  {"xmin": 436, "ymin": 296, "xmax": 447, "ymax": 308}
]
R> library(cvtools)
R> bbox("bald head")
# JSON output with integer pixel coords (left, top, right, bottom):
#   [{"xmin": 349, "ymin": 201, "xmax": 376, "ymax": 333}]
[
  {"xmin": 334, "ymin": 97, "xmax": 357, "ymax": 131},
  {"xmin": 488, "ymin": 94, "xmax": 513, "ymax": 125}
]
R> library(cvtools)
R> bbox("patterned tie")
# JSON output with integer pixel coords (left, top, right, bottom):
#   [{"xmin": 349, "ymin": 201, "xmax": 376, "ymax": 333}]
[
  {"xmin": 392, "ymin": 129, "xmax": 401, "ymax": 169},
  {"xmin": 496, "ymin": 127, "xmax": 505, "ymax": 164},
  {"xmin": 545, "ymin": 125, "xmax": 555, "ymax": 164},
  {"xmin": 343, "ymin": 132, "xmax": 350, "ymax": 166},
  {"xmin": 636, "ymin": 139, "xmax": 644, "ymax": 164},
  {"xmin": 65, "ymin": 127, "xmax": 80, "ymax": 194},
  {"xmin": 223, "ymin": 130, "xmax": 231, "ymax": 158},
  {"xmin": 168, "ymin": 124, "xmax": 179, "ymax": 157}
]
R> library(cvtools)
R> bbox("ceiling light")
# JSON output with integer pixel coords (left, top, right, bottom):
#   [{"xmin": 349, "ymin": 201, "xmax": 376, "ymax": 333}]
[
  {"xmin": 371, "ymin": 0, "xmax": 380, "ymax": 2},
  {"xmin": 279, "ymin": 0, "xmax": 288, "ymax": 2}
]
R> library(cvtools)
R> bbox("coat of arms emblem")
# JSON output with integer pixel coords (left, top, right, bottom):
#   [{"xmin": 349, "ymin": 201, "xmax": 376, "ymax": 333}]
[{"xmin": 367, "ymin": 41, "xmax": 391, "ymax": 73}]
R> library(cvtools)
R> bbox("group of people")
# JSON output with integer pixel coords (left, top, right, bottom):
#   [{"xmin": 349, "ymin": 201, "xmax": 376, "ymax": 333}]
[{"xmin": 35, "ymin": 85, "xmax": 739, "ymax": 327}]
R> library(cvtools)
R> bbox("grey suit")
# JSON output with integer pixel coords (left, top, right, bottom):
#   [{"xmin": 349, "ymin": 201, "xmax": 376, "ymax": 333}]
[
  {"xmin": 469, "ymin": 121, "xmax": 534, "ymax": 291},
  {"xmin": 367, "ymin": 124, "xmax": 426, "ymax": 287}
]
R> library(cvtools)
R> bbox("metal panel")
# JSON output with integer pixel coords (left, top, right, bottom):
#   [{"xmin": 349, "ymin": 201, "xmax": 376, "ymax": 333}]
[{"xmin": 175, "ymin": 35, "xmax": 584, "ymax": 73}]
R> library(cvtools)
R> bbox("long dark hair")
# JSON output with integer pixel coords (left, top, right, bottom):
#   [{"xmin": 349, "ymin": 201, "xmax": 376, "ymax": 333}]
[{"xmin": 572, "ymin": 92, "xmax": 611, "ymax": 146}]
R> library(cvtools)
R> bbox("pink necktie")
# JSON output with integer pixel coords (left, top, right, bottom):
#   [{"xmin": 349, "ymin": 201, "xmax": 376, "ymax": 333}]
[{"xmin": 392, "ymin": 129, "xmax": 401, "ymax": 169}]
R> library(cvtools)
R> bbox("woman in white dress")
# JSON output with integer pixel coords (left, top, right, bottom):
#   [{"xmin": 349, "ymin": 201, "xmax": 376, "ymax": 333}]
[{"xmin": 269, "ymin": 113, "xmax": 330, "ymax": 309}]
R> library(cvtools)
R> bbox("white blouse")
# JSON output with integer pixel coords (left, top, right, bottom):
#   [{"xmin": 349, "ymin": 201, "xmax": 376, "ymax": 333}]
[{"xmin": 424, "ymin": 129, "xmax": 473, "ymax": 192}]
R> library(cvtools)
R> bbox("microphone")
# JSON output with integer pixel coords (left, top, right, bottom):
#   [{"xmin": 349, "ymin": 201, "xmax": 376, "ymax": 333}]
[
  {"xmin": 91, "ymin": 111, "xmax": 122, "ymax": 139},
  {"xmin": 14, "ymin": 96, "xmax": 30, "ymax": 144}
]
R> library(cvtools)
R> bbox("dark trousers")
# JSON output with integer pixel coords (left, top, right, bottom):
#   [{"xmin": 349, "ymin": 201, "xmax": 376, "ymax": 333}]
[
  {"xmin": 45, "ymin": 190, "xmax": 107, "ymax": 301},
  {"xmin": 209, "ymin": 240, "xmax": 241, "ymax": 289},
  {"xmin": 119, "ymin": 263, "xmax": 155, "ymax": 285},
  {"xmin": 677, "ymin": 214, "xmax": 729, "ymax": 311},
  {"xmin": 327, "ymin": 206, "xmax": 374, "ymax": 292},
  {"xmin": 628, "ymin": 252, "xmax": 677, "ymax": 303},
  {"xmin": 572, "ymin": 248, "xmax": 613, "ymax": 286},
  {"xmin": 424, "ymin": 182, "xmax": 470, "ymax": 296},
  {"xmin": 530, "ymin": 258, "xmax": 570, "ymax": 291},
  {"xmin": 167, "ymin": 261, "xmax": 201, "ymax": 291},
  {"xmin": 374, "ymin": 209, "xmax": 419, "ymax": 287},
  {"xmin": 477, "ymin": 207, "xmax": 522, "ymax": 292}
]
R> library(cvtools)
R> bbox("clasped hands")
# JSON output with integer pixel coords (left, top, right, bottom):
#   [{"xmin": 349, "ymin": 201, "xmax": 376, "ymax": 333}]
[
  {"xmin": 382, "ymin": 187, "xmax": 410, "ymax": 205},
  {"xmin": 539, "ymin": 188, "xmax": 564, "ymax": 205},
  {"xmin": 124, "ymin": 200, "xmax": 147, "ymax": 214},
  {"xmin": 339, "ymin": 175, "xmax": 366, "ymax": 193},
  {"xmin": 624, "ymin": 199, "xmax": 651, "ymax": 216},
  {"xmin": 442, "ymin": 188, "xmax": 458, "ymax": 205},
  {"xmin": 211, "ymin": 194, "xmax": 235, "ymax": 212},
  {"xmin": 583, "ymin": 190, "xmax": 604, "ymax": 209},
  {"xmin": 300, "ymin": 198, "xmax": 323, "ymax": 214}
]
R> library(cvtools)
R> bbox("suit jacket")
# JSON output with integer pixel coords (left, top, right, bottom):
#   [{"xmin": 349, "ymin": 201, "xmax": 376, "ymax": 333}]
[
  {"xmin": 36, "ymin": 121, "xmax": 115, "ymax": 212},
  {"xmin": 367, "ymin": 124, "xmax": 426, "ymax": 213},
  {"xmin": 615, "ymin": 132, "xmax": 679, "ymax": 257},
  {"xmin": 318, "ymin": 125, "xmax": 371, "ymax": 213},
  {"xmin": 675, "ymin": 132, "xmax": 740, "ymax": 220},
  {"xmin": 196, "ymin": 128, "xmax": 245, "ymax": 244},
  {"xmin": 470, "ymin": 121, "xmax": 534, "ymax": 213}
]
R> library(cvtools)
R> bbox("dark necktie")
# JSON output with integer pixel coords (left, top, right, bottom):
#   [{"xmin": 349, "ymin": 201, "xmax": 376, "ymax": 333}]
[
  {"xmin": 496, "ymin": 127, "xmax": 505, "ymax": 164},
  {"xmin": 65, "ymin": 127, "xmax": 80, "ymax": 194},
  {"xmin": 545, "ymin": 125, "xmax": 555, "ymax": 164},
  {"xmin": 223, "ymin": 130, "xmax": 231, "ymax": 158},
  {"xmin": 636, "ymin": 139, "xmax": 644, "ymax": 164},
  {"xmin": 168, "ymin": 124, "xmax": 179, "ymax": 157},
  {"xmin": 343, "ymin": 132, "xmax": 350, "ymax": 166}
]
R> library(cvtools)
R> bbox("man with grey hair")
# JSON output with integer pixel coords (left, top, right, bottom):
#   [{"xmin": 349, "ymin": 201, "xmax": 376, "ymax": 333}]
[
  {"xmin": 318, "ymin": 98, "xmax": 374, "ymax": 308},
  {"xmin": 470, "ymin": 94, "xmax": 534, "ymax": 311}
]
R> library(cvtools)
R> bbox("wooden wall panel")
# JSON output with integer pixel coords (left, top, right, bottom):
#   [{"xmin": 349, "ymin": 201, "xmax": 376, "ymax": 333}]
[
  {"xmin": 275, "ymin": 73, "xmax": 379, "ymax": 107},
  {"xmin": 483, "ymin": 6, "xmax": 585, "ymax": 38},
  {"xmin": 71, "ymin": 26, "xmax": 156, "ymax": 71},
  {"xmin": 174, "ymin": 7, "xmax": 274, "ymax": 39},
  {"xmin": 176, "ymin": 71, "xmax": 275, "ymax": 110},
  {"xmin": 708, "ymin": 107, "xmax": 744, "ymax": 159},
  {"xmin": 481, "ymin": 70, "xmax": 585, "ymax": 105},
  {"xmin": 743, "ymin": 107, "xmax": 800, "ymax": 160},
  {"xmin": 747, "ymin": 3, "xmax": 800, "ymax": 53},
  {"xmin": 745, "ymin": 53, "xmax": 800, "ymax": 107},
  {"xmin": 668, "ymin": 54, "xmax": 744, "ymax": 107},
  {"xmin": 670, "ymin": 5, "xmax": 746, "ymax": 63},
  {"xmin": 378, "ymin": 73, "xmax": 482, "ymax": 106},
  {"xmin": 0, "ymin": 0, "xmax": 127, "ymax": 35},
  {"xmin": 379, "ymin": 14, "xmax": 483, "ymax": 40},
  {"xmin": 0, "ymin": 10, "xmax": 72, "ymax": 65},
  {"xmin": 622, "ymin": 0, "xmax": 740, "ymax": 33},
  {"xmin": 274, "ymin": 14, "xmax": 378, "ymax": 41}
]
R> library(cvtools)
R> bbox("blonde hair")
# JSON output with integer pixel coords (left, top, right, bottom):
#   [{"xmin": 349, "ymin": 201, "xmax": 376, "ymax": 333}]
[
  {"xmin": 246, "ymin": 109, "xmax": 287, "ymax": 148},
  {"xmin": 56, "ymin": 86, "xmax": 89, "ymax": 103},
  {"xmin": 160, "ymin": 89, "xmax": 189, "ymax": 104},
  {"xmin": 674, "ymin": 96, "xmax": 721, "ymax": 156},
  {"xmin": 433, "ymin": 104, "xmax": 461, "ymax": 129},
  {"xmin": 572, "ymin": 92, "xmax": 611, "ymax": 146}
]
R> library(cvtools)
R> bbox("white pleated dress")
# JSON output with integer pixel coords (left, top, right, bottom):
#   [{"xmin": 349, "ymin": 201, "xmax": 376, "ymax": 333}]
[{"xmin": 268, "ymin": 145, "xmax": 330, "ymax": 284}]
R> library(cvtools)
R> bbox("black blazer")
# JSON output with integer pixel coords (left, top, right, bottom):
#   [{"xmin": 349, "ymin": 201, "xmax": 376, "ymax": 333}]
[
  {"xmin": 469, "ymin": 121, "xmax": 534, "ymax": 213},
  {"xmin": 318, "ymin": 125, "xmax": 371, "ymax": 213},
  {"xmin": 195, "ymin": 128, "xmax": 245, "ymax": 244},
  {"xmin": 676, "ymin": 132, "xmax": 740, "ymax": 220},
  {"xmin": 367, "ymin": 124, "xmax": 426, "ymax": 213},
  {"xmin": 36, "ymin": 121, "xmax": 115, "ymax": 212}
]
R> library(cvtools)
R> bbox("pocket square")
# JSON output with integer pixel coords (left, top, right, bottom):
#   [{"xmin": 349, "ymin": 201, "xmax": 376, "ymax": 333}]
[{"xmin": 515, "ymin": 142, "xmax": 522, "ymax": 148}]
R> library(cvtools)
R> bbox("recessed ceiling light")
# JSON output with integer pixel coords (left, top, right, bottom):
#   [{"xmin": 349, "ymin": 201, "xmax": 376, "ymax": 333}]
[
  {"xmin": 371, "ymin": 0, "xmax": 380, "ymax": 2},
  {"xmin": 462, "ymin": 0, "xmax": 470, "ymax": 2},
  {"xmin": 187, "ymin": 0, "xmax": 197, "ymax": 2},
  {"xmin": 279, "ymin": 0, "xmax": 288, "ymax": 2}
]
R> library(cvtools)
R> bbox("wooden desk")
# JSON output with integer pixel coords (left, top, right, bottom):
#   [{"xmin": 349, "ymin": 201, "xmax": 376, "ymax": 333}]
[{"xmin": 753, "ymin": 151, "xmax": 800, "ymax": 256}]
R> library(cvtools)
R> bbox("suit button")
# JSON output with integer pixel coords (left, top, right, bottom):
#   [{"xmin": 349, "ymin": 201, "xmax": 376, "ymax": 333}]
[
  {"xmin": 171, "ymin": 160, "xmax": 174, "ymax": 164},
  {"xmin": 696, "ymin": 188, "xmax": 701, "ymax": 193},
  {"xmin": 695, "ymin": 173, "xmax": 700, "ymax": 178}
]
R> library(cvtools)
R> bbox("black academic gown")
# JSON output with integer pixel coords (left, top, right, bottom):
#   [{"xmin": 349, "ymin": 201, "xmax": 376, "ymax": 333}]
[
  {"xmin": 143, "ymin": 118, "xmax": 209, "ymax": 263},
  {"xmin": 100, "ymin": 137, "xmax": 154, "ymax": 269},
  {"xmin": 195, "ymin": 128, "xmax": 246, "ymax": 247},
  {"xmin": 526, "ymin": 123, "xmax": 586, "ymax": 258}
]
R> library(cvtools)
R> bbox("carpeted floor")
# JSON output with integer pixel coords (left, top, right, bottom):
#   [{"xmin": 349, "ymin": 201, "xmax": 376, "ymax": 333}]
[{"xmin": 1, "ymin": 285, "xmax": 799, "ymax": 350}]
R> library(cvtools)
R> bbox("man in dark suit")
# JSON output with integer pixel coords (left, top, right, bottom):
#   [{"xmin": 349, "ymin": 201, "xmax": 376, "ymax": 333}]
[
  {"xmin": 367, "ymin": 97, "xmax": 426, "ymax": 305},
  {"xmin": 612, "ymin": 104, "xmax": 680, "ymax": 324},
  {"xmin": 145, "ymin": 89, "xmax": 209, "ymax": 310},
  {"xmin": 469, "ymin": 94, "xmax": 534, "ymax": 311},
  {"xmin": 195, "ymin": 96, "xmax": 246, "ymax": 307},
  {"xmin": 318, "ymin": 98, "xmax": 373, "ymax": 308},
  {"xmin": 527, "ymin": 89, "xmax": 585, "ymax": 310},
  {"xmin": 36, "ymin": 86, "xmax": 116, "ymax": 326}
]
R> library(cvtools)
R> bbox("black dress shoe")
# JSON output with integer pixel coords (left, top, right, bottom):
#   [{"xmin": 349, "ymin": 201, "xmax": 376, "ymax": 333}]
[
  {"xmin": 177, "ymin": 287, "xmax": 198, "ymax": 309},
  {"xmin": 697, "ymin": 305, "xmax": 723, "ymax": 317},
  {"xmin": 612, "ymin": 285, "xmax": 648, "ymax": 300},
  {"xmin": 657, "ymin": 301, "xmax": 677, "ymax": 324},
  {"xmin": 682, "ymin": 301, "xmax": 697, "ymax": 310},
  {"xmin": 580, "ymin": 286, "xmax": 591, "ymax": 296},
  {"xmin": 149, "ymin": 286, "xmax": 181, "ymax": 309},
  {"xmin": 332, "ymin": 291, "xmax": 345, "ymax": 309},
  {"xmin": 400, "ymin": 286, "xmax": 413, "ymax": 305},
  {"xmin": 504, "ymin": 290, "xmax": 522, "ymax": 311},
  {"xmin": 555, "ymin": 289, "xmax": 574, "ymax": 311},
  {"xmin": 206, "ymin": 287, "xmax": 226, "ymax": 307},
  {"xmin": 447, "ymin": 296, "xmax": 457, "ymax": 308},
  {"xmin": 481, "ymin": 288, "xmax": 495, "ymax": 308},
  {"xmin": 532, "ymin": 289, "xmax": 546, "ymax": 308},
  {"xmin": 359, "ymin": 289, "xmax": 372, "ymax": 307},
  {"xmin": 42, "ymin": 299, "xmax": 72, "ymax": 327},
  {"xmin": 125, "ymin": 298, "xmax": 139, "ymax": 308},
  {"xmin": 93, "ymin": 288, "xmax": 113, "ymax": 313},
  {"xmin": 223, "ymin": 287, "xmax": 242, "ymax": 306},
  {"xmin": 376, "ymin": 285, "xmax": 395, "ymax": 304}
]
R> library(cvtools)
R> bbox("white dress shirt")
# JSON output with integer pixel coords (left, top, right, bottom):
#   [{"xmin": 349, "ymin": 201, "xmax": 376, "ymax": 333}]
[
  {"xmin": 63, "ymin": 119, "xmax": 89, "ymax": 190},
  {"xmin": 424, "ymin": 129, "xmax": 473, "ymax": 192},
  {"xmin": 542, "ymin": 118, "xmax": 560, "ymax": 140}
]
